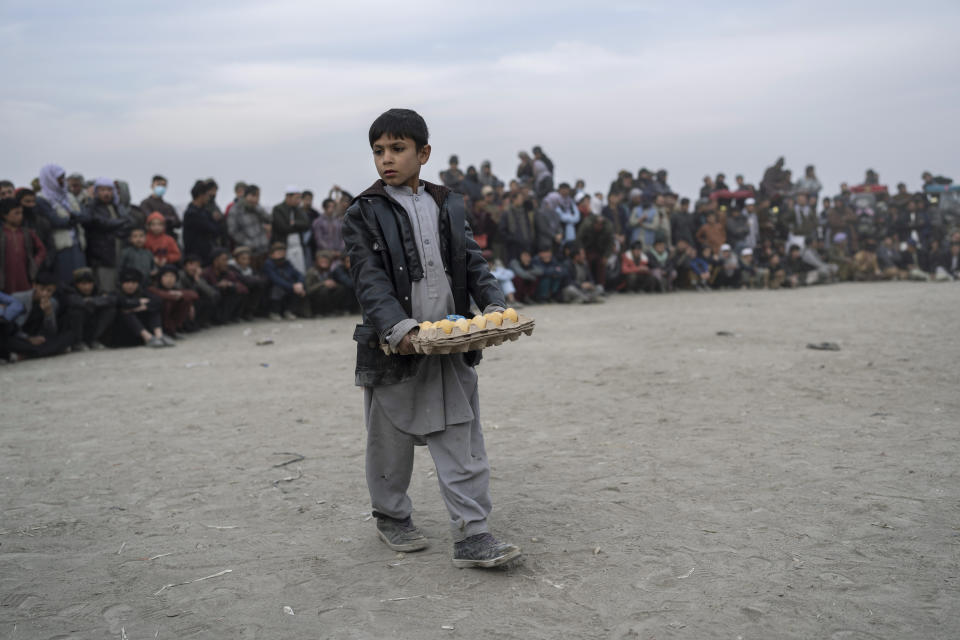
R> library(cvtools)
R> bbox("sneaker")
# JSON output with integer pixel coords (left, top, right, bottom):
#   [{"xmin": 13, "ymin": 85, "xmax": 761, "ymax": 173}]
[
  {"xmin": 91, "ymin": 341, "xmax": 107, "ymax": 350},
  {"xmin": 282, "ymin": 311, "xmax": 298, "ymax": 321},
  {"xmin": 375, "ymin": 515, "xmax": 429, "ymax": 552},
  {"xmin": 452, "ymin": 533, "xmax": 521, "ymax": 569},
  {"xmin": 268, "ymin": 312, "xmax": 283, "ymax": 322},
  {"xmin": 161, "ymin": 335, "xmax": 177, "ymax": 347},
  {"xmin": 74, "ymin": 343, "xmax": 91, "ymax": 352},
  {"xmin": 147, "ymin": 336, "xmax": 165, "ymax": 348}
]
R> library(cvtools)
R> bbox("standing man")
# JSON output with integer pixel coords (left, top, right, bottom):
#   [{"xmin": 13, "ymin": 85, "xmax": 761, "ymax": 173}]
[{"xmin": 271, "ymin": 186, "xmax": 310, "ymax": 275}]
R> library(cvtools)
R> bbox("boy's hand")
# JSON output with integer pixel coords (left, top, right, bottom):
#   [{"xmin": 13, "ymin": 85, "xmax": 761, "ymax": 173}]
[
  {"xmin": 397, "ymin": 328, "xmax": 419, "ymax": 355},
  {"xmin": 28, "ymin": 336, "xmax": 46, "ymax": 346},
  {"xmin": 292, "ymin": 282, "xmax": 305, "ymax": 296},
  {"xmin": 39, "ymin": 298, "xmax": 53, "ymax": 315}
]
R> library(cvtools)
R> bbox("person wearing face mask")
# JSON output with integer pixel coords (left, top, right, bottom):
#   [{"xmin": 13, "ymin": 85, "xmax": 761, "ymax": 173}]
[{"xmin": 140, "ymin": 175, "xmax": 181, "ymax": 238}]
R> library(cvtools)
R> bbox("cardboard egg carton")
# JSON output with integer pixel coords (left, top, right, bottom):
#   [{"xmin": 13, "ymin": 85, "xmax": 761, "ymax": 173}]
[{"xmin": 380, "ymin": 313, "xmax": 535, "ymax": 355}]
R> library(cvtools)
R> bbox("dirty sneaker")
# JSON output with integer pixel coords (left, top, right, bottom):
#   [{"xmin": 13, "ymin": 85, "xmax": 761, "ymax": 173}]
[
  {"xmin": 452, "ymin": 533, "xmax": 521, "ymax": 568},
  {"xmin": 376, "ymin": 515, "xmax": 429, "ymax": 552}
]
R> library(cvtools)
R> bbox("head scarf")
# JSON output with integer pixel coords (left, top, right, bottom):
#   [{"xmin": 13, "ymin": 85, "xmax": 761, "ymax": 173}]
[{"xmin": 38, "ymin": 163, "xmax": 74, "ymax": 212}]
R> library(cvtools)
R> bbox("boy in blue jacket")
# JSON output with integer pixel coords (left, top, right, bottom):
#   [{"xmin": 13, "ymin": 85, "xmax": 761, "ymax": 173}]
[{"xmin": 263, "ymin": 242, "xmax": 307, "ymax": 320}]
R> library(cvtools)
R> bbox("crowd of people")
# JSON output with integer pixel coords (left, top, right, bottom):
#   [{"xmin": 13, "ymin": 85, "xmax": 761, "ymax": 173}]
[{"xmin": 1, "ymin": 155, "xmax": 957, "ymax": 362}]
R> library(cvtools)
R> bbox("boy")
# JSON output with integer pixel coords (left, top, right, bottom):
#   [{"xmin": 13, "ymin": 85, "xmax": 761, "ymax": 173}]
[
  {"xmin": 118, "ymin": 227, "xmax": 156, "ymax": 287},
  {"xmin": 202, "ymin": 248, "xmax": 249, "ymax": 324},
  {"xmin": 5, "ymin": 272, "xmax": 73, "ymax": 359},
  {"xmin": 144, "ymin": 212, "xmax": 182, "ymax": 268},
  {"xmin": 114, "ymin": 267, "xmax": 171, "ymax": 348},
  {"xmin": 1, "ymin": 197, "xmax": 47, "ymax": 294},
  {"xmin": 63, "ymin": 267, "xmax": 116, "ymax": 350},
  {"xmin": 149, "ymin": 264, "xmax": 198, "ymax": 337},
  {"xmin": 263, "ymin": 242, "xmax": 307, "ymax": 321},
  {"xmin": 530, "ymin": 244, "xmax": 567, "ymax": 302},
  {"xmin": 179, "ymin": 255, "xmax": 219, "ymax": 330},
  {"xmin": 228, "ymin": 246, "xmax": 267, "ymax": 320},
  {"xmin": 343, "ymin": 108, "xmax": 519, "ymax": 568},
  {"xmin": 305, "ymin": 250, "xmax": 351, "ymax": 316}
]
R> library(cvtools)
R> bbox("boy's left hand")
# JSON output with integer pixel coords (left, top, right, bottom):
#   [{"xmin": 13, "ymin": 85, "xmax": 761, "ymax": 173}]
[{"xmin": 397, "ymin": 328, "xmax": 419, "ymax": 355}]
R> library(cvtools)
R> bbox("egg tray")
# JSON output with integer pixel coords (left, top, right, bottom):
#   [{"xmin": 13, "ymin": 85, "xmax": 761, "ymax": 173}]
[{"xmin": 380, "ymin": 315, "xmax": 535, "ymax": 355}]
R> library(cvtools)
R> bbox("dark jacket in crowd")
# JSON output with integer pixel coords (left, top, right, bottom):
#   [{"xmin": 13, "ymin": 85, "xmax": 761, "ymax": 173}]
[
  {"xmin": 83, "ymin": 200, "xmax": 130, "ymax": 268},
  {"xmin": 182, "ymin": 203, "xmax": 225, "ymax": 265},
  {"xmin": 270, "ymin": 202, "xmax": 311, "ymax": 245},
  {"xmin": 263, "ymin": 257, "xmax": 304, "ymax": 292},
  {"xmin": 342, "ymin": 180, "xmax": 504, "ymax": 387},
  {"xmin": 140, "ymin": 195, "xmax": 181, "ymax": 236}
]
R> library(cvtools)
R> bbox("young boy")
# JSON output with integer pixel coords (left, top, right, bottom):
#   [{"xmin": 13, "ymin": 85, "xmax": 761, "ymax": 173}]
[
  {"xmin": 343, "ymin": 108, "xmax": 519, "ymax": 568},
  {"xmin": 118, "ymin": 227, "xmax": 156, "ymax": 288},
  {"xmin": 144, "ymin": 211, "xmax": 182, "ymax": 267},
  {"xmin": 1, "ymin": 197, "xmax": 47, "ymax": 294},
  {"xmin": 179, "ymin": 255, "xmax": 219, "ymax": 330},
  {"xmin": 114, "ymin": 267, "xmax": 172, "ymax": 348},
  {"xmin": 63, "ymin": 267, "xmax": 116, "ymax": 350},
  {"xmin": 4, "ymin": 272, "xmax": 73, "ymax": 359},
  {"xmin": 263, "ymin": 242, "xmax": 307, "ymax": 320},
  {"xmin": 305, "ymin": 250, "xmax": 351, "ymax": 316},
  {"xmin": 202, "ymin": 248, "xmax": 249, "ymax": 324},
  {"xmin": 148, "ymin": 264, "xmax": 198, "ymax": 337},
  {"xmin": 228, "ymin": 246, "xmax": 267, "ymax": 320}
]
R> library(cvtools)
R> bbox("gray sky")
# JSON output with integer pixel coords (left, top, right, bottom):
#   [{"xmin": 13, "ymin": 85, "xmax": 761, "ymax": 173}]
[{"xmin": 3, "ymin": 0, "xmax": 958, "ymax": 209}]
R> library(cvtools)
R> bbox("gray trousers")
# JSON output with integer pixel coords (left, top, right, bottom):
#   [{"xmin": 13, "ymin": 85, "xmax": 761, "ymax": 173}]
[{"xmin": 364, "ymin": 386, "xmax": 492, "ymax": 542}]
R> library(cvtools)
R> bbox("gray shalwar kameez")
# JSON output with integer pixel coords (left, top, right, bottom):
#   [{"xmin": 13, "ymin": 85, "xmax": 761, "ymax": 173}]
[{"xmin": 364, "ymin": 183, "xmax": 498, "ymax": 541}]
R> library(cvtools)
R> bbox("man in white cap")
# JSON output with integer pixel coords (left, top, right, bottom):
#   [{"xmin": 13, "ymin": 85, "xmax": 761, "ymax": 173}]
[
  {"xmin": 271, "ymin": 185, "xmax": 310, "ymax": 274},
  {"xmin": 743, "ymin": 198, "xmax": 759, "ymax": 249},
  {"xmin": 739, "ymin": 247, "xmax": 767, "ymax": 289}
]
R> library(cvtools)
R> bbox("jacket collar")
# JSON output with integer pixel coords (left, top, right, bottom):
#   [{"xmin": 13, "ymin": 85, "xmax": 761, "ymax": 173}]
[{"xmin": 356, "ymin": 179, "xmax": 450, "ymax": 211}]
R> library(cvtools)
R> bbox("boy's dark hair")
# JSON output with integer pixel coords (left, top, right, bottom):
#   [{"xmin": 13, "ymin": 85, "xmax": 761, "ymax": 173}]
[
  {"xmin": 191, "ymin": 180, "xmax": 208, "ymax": 200},
  {"xmin": 0, "ymin": 197, "xmax": 18, "ymax": 218},
  {"xmin": 73, "ymin": 267, "xmax": 96, "ymax": 283},
  {"xmin": 0, "ymin": 179, "xmax": 14, "ymax": 189},
  {"xmin": 35, "ymin": 271, "xmax": 58, "ymax": 286},
  {"xmin": 302, "ymin": 190, "xmax": 313, "ymax": 199},
  {"xmin": 129, "ymin": 226, "xmax": 146, "ymax": 235},
  {"xmin": 321, "ymin": 198, "xmax": 334, "ymax": 209},
  {"xmin": 205, "ymin": 179, "xmax": 218, "ymax": 191},
  {"xmin": 119, "ymin": 267, "xmax": 143, "ymax": 284},
  {"xmin": 184, "ymin": 254, "xmax": 202, "ymax": 265},
  {"xmin": 244, "ymin": 184, "xmax": 260, "ymax": 197},
  {"xmin": 368, "ymin": 108, "xmax": 429, "ymax": 151},
  {"xmin": 234, "ymin": 181, "xmax": 246, "ymax": 192},
  {"xmin": 152, "ymin": 174, "xmax": 167, "ymax": 183}
]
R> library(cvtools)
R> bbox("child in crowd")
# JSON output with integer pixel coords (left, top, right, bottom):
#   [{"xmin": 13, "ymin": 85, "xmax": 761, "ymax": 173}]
[
  {"xmin": 645, "ymin": 236, "xmax": 676, "ymax": 292},
  {"xmin": 228, "ymin": 246, "xmax": 267, "ymax": 320},
  {"xmin": 738, "ymin": 248, "xmax": 767, "ymax": 289},
  {"xmin": 562, "ymin": 244, "xmax": 604, "ymax": 303},
  {"xmin": 690, "ymin": 246, "xmax": 715, "ymax": 291},
  {"xmin": 619, "ymin": 241, "xmax": 651, "ymax": 293},
  {"xmin": 179, "ymin": 255, "xmax": 219, "ymax": 330},
  {"xmin": 144, "ymin": 211, "xmax": 181, "ymax": 268},
  {"xmin": 114, "ymin": 267, "xmax": 171, "ymax": 348},
  {"xmin": 3, "ymin": 273, "xmax": 73, "ymax": 359},
  {"xmin": 531, "ymin": 245, "xmax": 566, "ymax": 302},
  {"xmin": 712, "ymin": 244, "xmax": 741, "ymax": 289},
  {"xmin": 63, "ymin": 267, "xmax": 115, "ymax": 350},
  {"xmin": 263, "ymin": 242, "xmax": 307, "ymax": 320},
  {"xmin": 202, "ymin": 248, "xmax": 249, "ymax": 324},
  {"xmin": 118, "ymin": 227, "xmax": 155, "ymax": 287},
  {"xmin": 487, "ymin": 255, "xmax": 521, "ymax": 307},
  {"xmin": 342, "ymin": 108, "xmax": 518, "ymax": 568},
  {"xmin": 305, "ymin": 250, "xmax": 351, "ymax": 316},
  {"xmin": 508, "ymin": 250, "xmax": 538, "ymax": 303},
  {"xmin": 148, "ymin": 264, "xmax": 198, "ymax": 338},
  {"xmin": 1, "ymin": 197, "xmax": 47, "ymax": 294}
]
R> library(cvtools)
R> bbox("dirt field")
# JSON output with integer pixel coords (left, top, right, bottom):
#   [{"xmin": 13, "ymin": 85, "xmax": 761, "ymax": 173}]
[{"xmin": 1, "ymin": 282, "xmax": 958, "ymax": 640}]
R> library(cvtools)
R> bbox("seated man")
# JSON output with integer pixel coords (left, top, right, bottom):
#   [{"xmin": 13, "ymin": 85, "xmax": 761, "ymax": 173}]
[
  {"xmin": 620, "ymin": 241, "xmax": 653, "ymax": 293},
  {"xmin": 148, "ymin": 265, "xmax": 198, "ymax": 338},
  {"xmin": 562, "ymin": 243, "xmax": 604, "ymax": 303},
  {"xmin": 3, "ymin": 272, "xmax": 74, "ymax": 360},
  {"xmin": 305, "ymin": 250, "xmax": 352, "ymax": 316},
  {"xmin": 228, "ymin": 246, "xmax": 268, "ymax": 319},
  {"xmin": 202, "ymin": 248, "xmax": 249, "ymax": 324},
  {"xmin": 263, "ymin": 242, "xmax": 307, "ymax": 320},
  {"xmin": 508, "ymin": 250, "xmax": 538, "ymax": 303},
  {"xmin": 63, "ymin": 267, "xmax": 116, "ymax": 351},
  {"xmin": 179, "ymin": 254, "xmax": 219, "ymax": 330},
  {"xmin": 530, "ymin": 245, "xmax": 567, "ymax": 302}
]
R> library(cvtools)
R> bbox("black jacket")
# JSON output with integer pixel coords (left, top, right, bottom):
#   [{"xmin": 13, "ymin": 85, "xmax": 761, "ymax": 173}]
[
  {"xmin": 83, "ymin": 201, "xmax": 131, "ymax": 268},
  {"xmin": 343, "ymin": 180, "xmax": 505, "ymax": 387}
]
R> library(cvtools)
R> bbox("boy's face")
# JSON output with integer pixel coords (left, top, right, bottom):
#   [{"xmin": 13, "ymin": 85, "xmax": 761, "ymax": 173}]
[
  {"xmin": 236, "ymin": 252, "xmax": 251, "ymax": 268},
  {"xmin": 130, "ymin": 229, "xmax": 146, "ymax": 247},
  {"xmin": 537, "ymin": 249, "xmax": 552, "ymax": 263},
  {"xmin": 160, "ymin": 271, "xmax": 177, "ymax": 288},
  {"xmin": 654, "ymin": 241, "xmax": 665, "ymax": 253},
  {"xmin": 520, "ymin": 251, "xmax": 531, "ymax": 266},
  {"xmin": 244, "ymin": 191, "xmax": 260, "ymax": 206},
  {"xmin": 76, "ymin": 280, "xmax": 95, "ymax": 295},
  {"xmin": 185, "ymin": 261, "xmax": 201, "ymax": 276},
  {"xmin": 284, "ymin": 193, "xmax": 301, "ymax": 207},
  {"xmin": 372, "ymin": 134, "xmax": 430, "ymax": 190},
  {"xmin": 302, "ymin": 194, "xmax": 313, "ymax": 208},
  {"xmin": 270, "ymin": 249, "xmax": 286, "ymax": 261},
  {"xmin": 148, "ymin": 218, "xmax": 165, "ymax": 235},
  {"xmin": 35, "ymin": 283, "xmax": 56, "ymax": 300},
  {"xmin": 121, "ymin": 280, "xmax": 139, "ymax": 294},
  {"xmin": 213, "ymin": 253, "xmax": 229, "ymax": 270},
  {"xmin": 3, "ymin": 207, "xmax": 23, "ymax": 227}
]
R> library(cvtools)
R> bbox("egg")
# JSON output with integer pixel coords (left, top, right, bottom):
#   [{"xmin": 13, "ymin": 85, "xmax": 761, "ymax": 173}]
[
  {"xmin": 454, "ymin": 318, "xmax": 471, "ymax": 333},
  {"xmin": 470, "ymin": 315, "xmax": 487, "ymax": 330},
  {"xmin": 420, "ymin": 321, "xmax": 434, "ymax": 330},
  {"xmin": 485, "ymin": 311, "xmax": 503, "ymax": 327},
  {"xmin": 502, "ymin": 308, "xmax": 519, "ymax": 323},
  {"xmin": 437, "ymin": 319, "xmax": 455, "ymax": 334}
]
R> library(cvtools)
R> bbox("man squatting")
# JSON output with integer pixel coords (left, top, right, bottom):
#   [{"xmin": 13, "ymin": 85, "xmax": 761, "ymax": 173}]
[{"xmin": 343, "ymin": 108, "xmax": 521, "ymax": 568}]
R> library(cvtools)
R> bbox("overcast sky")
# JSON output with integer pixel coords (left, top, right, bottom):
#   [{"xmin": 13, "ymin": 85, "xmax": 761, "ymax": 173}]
[{"xmin": 3, "ymin": 0, "xmax": 958, "ymax": 209}]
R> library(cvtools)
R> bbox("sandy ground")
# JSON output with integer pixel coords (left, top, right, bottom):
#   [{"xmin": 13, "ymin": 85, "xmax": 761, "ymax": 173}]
[{"xmin": 1, "ymin": 282, "xmax": 958, "ymax": 640}]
